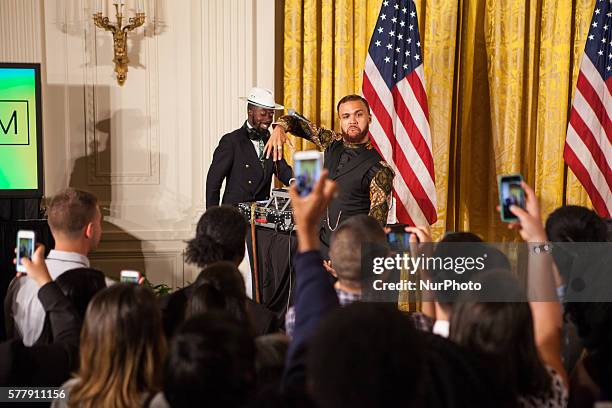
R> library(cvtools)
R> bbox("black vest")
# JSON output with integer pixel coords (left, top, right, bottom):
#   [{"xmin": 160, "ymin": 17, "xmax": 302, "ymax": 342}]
[{"xmin": 320, "ymin": 140, "xmax": 382, "ymax": 247}]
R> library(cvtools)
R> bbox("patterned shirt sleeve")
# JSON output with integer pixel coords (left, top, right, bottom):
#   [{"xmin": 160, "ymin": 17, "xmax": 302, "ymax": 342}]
[
  {"xmin": 368, "ymin": 161, "xmax": 394, "ymax": 225},
  {"xmin": 275, "ymin": 115, "xmax": 342, "ymax": 151}
]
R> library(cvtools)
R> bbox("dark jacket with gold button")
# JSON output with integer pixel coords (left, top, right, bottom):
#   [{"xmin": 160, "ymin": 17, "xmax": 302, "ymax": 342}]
[{"xmin": 206, "ymin": 124, "xmax": 293, "ymax": 207}]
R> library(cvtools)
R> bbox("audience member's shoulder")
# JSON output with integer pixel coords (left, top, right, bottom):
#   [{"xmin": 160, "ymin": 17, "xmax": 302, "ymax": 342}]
[
  {"xmin": 158, "ymin": 285, "xmax": 190, "ymax": 310},
  {"xmin": 5, "ymin": 275, "xmax": 25, "ymax": 299},
  {"xmin": 60, "ymin": 377, "xmax": 80, "ymax": 391},
  {"xmin": 51, "ymin": 378, "xmax": 80, "ymax": 408},
  {"xmin": 406, "ymin": 311, "xmax": 434, "ymax": 332},
  {"xmin": 421, "ymin": 332, "xmax": 507, "ymax": 407},
  {"xmin": 148, "ymin": 392, "xmax": 170, "ymax": 408},
  {"xmin": 159, "ymin": 284, "xmax": 194, "ymax": 338},
  {"xmin": 9, "ymin": 273, "xmax": 37, "ymax": 292},
  {"xmin": 569, "ymin": 357, "xmax": 600, "ymax": 408},
  {"xmin": 246, "ymin": 299, "xmax": 278, "ymax": 336},
  {"xmin": 6, "ymin": 275, "xmax": 38, "ymax": 306},
  {"xmin": 424, "ymin": 332, "xmax": 483, "ymax": 372}
]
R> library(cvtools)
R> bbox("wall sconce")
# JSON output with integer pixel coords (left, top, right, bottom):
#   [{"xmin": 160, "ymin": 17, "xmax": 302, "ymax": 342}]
[{"xmin": 93, "ymin": 0, "xmax": 145, "ymax": 86}]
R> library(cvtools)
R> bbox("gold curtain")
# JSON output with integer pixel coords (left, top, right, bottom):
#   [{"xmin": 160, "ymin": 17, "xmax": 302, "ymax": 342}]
[{"xmin": 283, "ymin": 0, "xmax": 597, "ymax": 241}]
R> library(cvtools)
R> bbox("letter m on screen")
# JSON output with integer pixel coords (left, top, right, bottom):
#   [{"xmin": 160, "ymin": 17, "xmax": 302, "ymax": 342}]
[{"xmin": 0, "ymin": 100, "xmax": 29, "ymax": 145}]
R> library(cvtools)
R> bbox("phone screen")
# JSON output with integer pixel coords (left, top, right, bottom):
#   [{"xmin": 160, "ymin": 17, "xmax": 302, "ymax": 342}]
[
  {"xmin": 387, "ymin": 231, "xmax": 411, "ymax": 252},
  {"xmin": 17, "ymin": 237, "xmax": 34, "ymax": 268},
  {"xmin": 294, "ymin": 156, "xmax": 322, "ymax": 196},
  {"xmin": 121, "ymin": 274, "xmax": 139, "ymax": 284},
  {"xmin": 386, "ymin": 224, "xmax": 410, "ymax": 252},
  {"xmin": 119, "ymin": 270, "xmax": 140, "ymax": 285},
  {"xmin": 500, "ymin": 175, "xmax": 525, "ymax": 221}
]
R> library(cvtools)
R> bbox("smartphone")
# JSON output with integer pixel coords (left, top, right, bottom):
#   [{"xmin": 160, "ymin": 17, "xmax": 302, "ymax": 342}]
[
  {"xmin": 386, "ymin": 224, "xmax": 411, "ymax": 252},
  {"xmin": 120, "ymin": 270, "xmax": 141, "ymax": 284},
  {"xmin": 293, "ymin": 150, "xmax": 324, "ymax": 196},
  {"xmin": 498, "ymin": 174, "xmax": 525, "ymax": 222},
  {"xmin": 16, "ymin": 230, "xmax": 35, "ymax": 273}
]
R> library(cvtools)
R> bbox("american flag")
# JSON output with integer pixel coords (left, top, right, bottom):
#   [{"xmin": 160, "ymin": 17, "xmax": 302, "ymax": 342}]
[
  {"xmin": 362, "ymin": 0, "xmax": 437, "ymax": 226},
  {"xmin": 565, "ymin": 0, "xmax": 612, "ymax": 218}
]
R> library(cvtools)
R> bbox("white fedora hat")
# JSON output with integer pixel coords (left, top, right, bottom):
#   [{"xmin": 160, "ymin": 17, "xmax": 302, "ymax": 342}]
[{"xmin": 239, "ymin": 87, "xmax": 284, "ymax": 110}]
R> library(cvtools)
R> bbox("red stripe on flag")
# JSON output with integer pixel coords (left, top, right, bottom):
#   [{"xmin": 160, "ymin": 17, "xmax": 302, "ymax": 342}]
[
  {"xmin": 365, "ymin": 74, "xmax": 437, "ymax": 223},
  {"xmin": 576, "ymin": 73, "xmax": 612, "ymax": 143},
  {"xmin": 564, "ymin": 143, "xmax": 610, "ymax": 218},
  {"xmin": 569, "ymin": 108, "xmax": 612, "ymax": 188},
  {"xmin": 390, "ymin": 82, "xmax": 435, "ymax": 180},
  {"xmin": 363, "ymin": 73, "xmax": 437, "ymax": 224},
  {"xmin": 406, "ymin": 71, "xmax": 430, "ymax": 121}
]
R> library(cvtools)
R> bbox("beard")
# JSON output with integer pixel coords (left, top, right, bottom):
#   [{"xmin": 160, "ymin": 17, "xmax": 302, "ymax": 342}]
[
  {"xmin": 247, "ymin": 112, "xmax": 272, "ymax": 132},
  {"xmin": 342, "ymin": 124, "xmax": 370, "ymax": 143}
]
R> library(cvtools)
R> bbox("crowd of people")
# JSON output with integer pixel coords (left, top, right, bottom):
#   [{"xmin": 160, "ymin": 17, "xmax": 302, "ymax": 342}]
[{"xmin": 1, "ymin": 179, "xmax": 611, "ymax": 407}]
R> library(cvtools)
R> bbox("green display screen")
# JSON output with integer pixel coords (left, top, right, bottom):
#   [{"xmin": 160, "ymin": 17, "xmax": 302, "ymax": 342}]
[{"xmin": 0, "ymin": 64, "xmax": 43, "ymax": 197}]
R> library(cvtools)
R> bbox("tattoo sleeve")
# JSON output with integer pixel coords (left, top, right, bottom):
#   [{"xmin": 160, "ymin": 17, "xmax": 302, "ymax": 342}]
[
  {"xmin": 275, "ymin": 115, "xmax": 342, "ymax": 151},
  {"xmin": 369, "ymin": 163, "xmax": 394, "ymax": 225}
]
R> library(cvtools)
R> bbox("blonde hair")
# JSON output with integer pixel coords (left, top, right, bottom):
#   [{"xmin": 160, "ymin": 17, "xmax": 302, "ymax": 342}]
[{"xmin": 68, "ymin": 284, "xmax": 166, "ymax": 408}]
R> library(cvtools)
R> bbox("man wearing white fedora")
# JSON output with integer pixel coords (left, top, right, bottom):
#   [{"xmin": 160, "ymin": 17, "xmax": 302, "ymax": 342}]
[{"xmin": 206, "ymin": 87, "xmax": 293, "ymax": 207}]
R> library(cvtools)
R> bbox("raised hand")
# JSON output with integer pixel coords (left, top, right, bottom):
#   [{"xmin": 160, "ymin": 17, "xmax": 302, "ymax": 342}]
[
  {"xmin": 406, "ymin": 225, "xmax": 433, "ymax": 257},
  {"xmin": 507, "ymin": 181, "xmax": 547, "ymax": 243},
  {"xmin": 289, "ymin": 170, "xmax": 337, "ymax": 252}
]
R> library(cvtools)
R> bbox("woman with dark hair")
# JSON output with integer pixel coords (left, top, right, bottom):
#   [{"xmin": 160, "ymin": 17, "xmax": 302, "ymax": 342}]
[
  {"xmin": 186, "ymin": 261, "xmax": 249, "ymax": 325},
  {"xmin": 565, "ymin": 302, "xmax": 612, "ymax": 406},
  {"xmin": 149, "ymin": 312, "xmax": 256, "ymax": 408},
  {"xmin": 545, "ymin": 205, "xmax": 612, "ymax": 378},
  {"xmin": 52, "ymin": 284, "xmax": 166, "ymax": 408},
  {"xmin": 161, "ymin": 206, "xmax": 278, "ymax": 337},
  {"xmin": 545, "ymin": 205, "xmax": 608, "ymax": 301},
  {"xmin": 450, "ymin": 275, "xmax": 567, "ymax": 407},
  {"xmin": 185, "ymin": 205, "xmax": 248, "ymax": 267},
  {"xmin": 450, "ymin": 182, "xmax": 568, "ymax": 407},
  {"xmin": 545, "ymin": 205, "xmax": 608, "ymax": 243}
]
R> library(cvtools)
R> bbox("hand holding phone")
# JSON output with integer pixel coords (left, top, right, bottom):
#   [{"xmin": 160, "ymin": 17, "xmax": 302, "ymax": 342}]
[
  {"xmin": 293, "ymin": 150, "xmax": 324, "ymax": 197},
  {"xmin": 504, "ymin": 181, "xmax": 548, "ymax": 243},
  {"xmin": 288, "ymin": 170, "xmax": 337, "ymax": 252},
  {"xmin": 17, "ymin": 245, "xmax": 52, "ymax": 286},
  {"xmin": 386, "ymin": 224, "xmax": 411, "ymax": 252},
  {"xmin": 16, "ymin": 230, "xmax": 35, "ymax": 273},
  {"xmin": 498, "ymin": 174, "xmax": 526, "ymax": 222}
]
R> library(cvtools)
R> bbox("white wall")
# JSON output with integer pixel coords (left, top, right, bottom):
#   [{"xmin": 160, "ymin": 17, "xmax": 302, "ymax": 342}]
[{"xmin": 1, "ymin": 0, "xmax": 280, "ymax": 287}]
